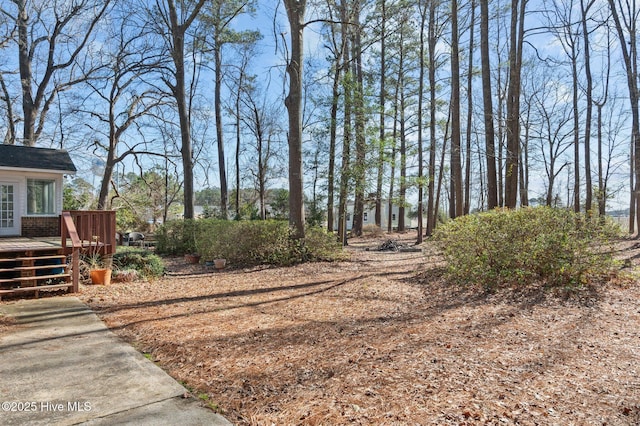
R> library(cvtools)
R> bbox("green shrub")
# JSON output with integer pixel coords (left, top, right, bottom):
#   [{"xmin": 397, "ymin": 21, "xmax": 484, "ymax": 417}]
[
  {"xmin": 113, "ymin": 247, "xmax": 165, "ymax": 279},
  {"xmin": 195, "ymin": 220, "xmax": 300, "ymax": 266},
  {"xmin": 230, "ymin": 220, "xmax": 297, "ymax": 265},
  {"xmin": 304, "ymin": 227, "xmax": 347, "ymax": 262},
  {"xmin": 434, "ymin": 207, "xmax": 621, "ymax": 289},
  {"xmin": 156, "ymin": 219, "xmax": 344, "ymax": 267},
  {"xmin": 155, "ymin": 219, "xmax": 198, "ymax": 255}
]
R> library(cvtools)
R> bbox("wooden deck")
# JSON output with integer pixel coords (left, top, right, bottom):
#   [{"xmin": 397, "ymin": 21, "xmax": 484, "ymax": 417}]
[
  {"xmin": 0, "ymin": 237, "xmax": 64, "ymax": 254},
  {"xmin": 0, "ymin": 237, "xmax": 113, "ymax": 255},
  {"xmin": 0, "ymin": 211, "xmax": 116, "ymax": 300}
]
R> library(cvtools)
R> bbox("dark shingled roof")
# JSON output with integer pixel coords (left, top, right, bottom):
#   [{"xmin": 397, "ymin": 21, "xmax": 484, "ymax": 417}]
[{"xmin": 0, "ymin": 145, "xmax": 76, "ymax": 173}]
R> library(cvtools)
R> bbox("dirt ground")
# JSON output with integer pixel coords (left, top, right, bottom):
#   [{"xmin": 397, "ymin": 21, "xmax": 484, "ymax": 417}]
[{"xmin": 73, "ymin": 232, "xmax": 640, "ymax": 424}]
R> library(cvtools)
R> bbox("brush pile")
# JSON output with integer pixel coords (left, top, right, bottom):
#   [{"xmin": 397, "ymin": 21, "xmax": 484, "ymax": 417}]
[{"xmin": 376, "ymin": 239, "xmax": 405, "ymax": 251}]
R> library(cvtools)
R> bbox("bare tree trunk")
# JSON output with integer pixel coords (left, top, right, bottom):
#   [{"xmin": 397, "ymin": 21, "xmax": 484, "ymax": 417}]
[
  {"xmin": 449, "ymin": 0, "xmax": 463, "ymax": 218},
  {"xmin": 581, "ymin": 0, "xmax": 594, "ymax": 212},
  {"xmin": 165, "ymin": 0, "xmax": 207, "ymax": 219},
  {"xmin": 324, "ymin": 0, "xmax": 346, "ymax": 233},
  {"xmin": 175, "ymin": 51, "xmax": 195, "ymax": 220},
  {"xmin": 249, "ymin": 101, "xmax": 267, "ymax": 220},
  {"xmin": 388, "ymin": 46, "xmax": 401, "ymax": 234},
  {"xmin": 519, "ymin": 125, "xmax": 529, "ymax": 206},
  {"xmin": 480, "ymin": 0, "xmax": 498, "ymax": 209},
  {"xmin": 337, "ymin": 95, "xmax": 351, "ymax": 245},
  {"xmin": 399, "ymin": 81, "xmax": 407, "ymax": 232},
  {"xmin": 519, "ymin": 100, "xmax": 531, "ymax": 207},
  {"xmin": 337, "ymin": 9, "xmax": 352, "ymax": 245},
  {"xmin": 426, "ymin": 0, "xmax": 439, "ymax": 235},
  {"xmin": 504, "ymin": 0, "xmax": 526, "ymax": 208},
  {"xmin": 283, "ymin": 0, "xmax": 307, "ymax": 239},
  {"xmin": 235, "ymin": 73, "xmax": 242, "ymax": 219},
  {"xmin": 436, "ymin": 106, "xmax": 452, "ymax": 225},
  {"xmin": 571, "ymin": 42, "xmax": 581, "ymax": 213},
  {"xmin": 327, "ymin": 62, "xmax": 340, "ymax": 232},
  {"xmin": 397, "ymin": 18, "xmax": 407, "ymax": 232},
  {"xmin": 476, "ymin": 141, "xmax": 486, "ymax": 210},
  {"xmin": 497, "ymin": 86, "xmax": 505, "ymax": 207},
  {"xmin": 595, "ymin": 33, "xmax": 611, "ymax": 218},
  {"xmin": 387, "ymin": 137, "xmax": 397, "ymax": 234},
  {"xmin": 416, "ymin": 0, "xmax": 428, "ymax": 243},
  {"xmin": 351, "ymin": 2, "xmax": 366, "ymax": 237},
  {"xmin": 608, "ymin": 0, "xmax": 640, "ymax": 234},
  {"xmin": 375, "ymin": 0, "xmax": 387, "ymax": 229},
  {"xmin": 17, "ymin": 2, "xmax": 33, "ymax": 146},
  {"xmin": 464, "ymin": 0, "xmax": 476, "ymax": 215},
  {"xmin": 0, "ymin": 75, "xmax": 15, "ymax": 144},
  {"xmin": 597, "ymin": 102, "xmax": 605, "ymax": 216},
  {"xmin": 214, "ymin": 43, "xmax": 229, "ymax": 219}
]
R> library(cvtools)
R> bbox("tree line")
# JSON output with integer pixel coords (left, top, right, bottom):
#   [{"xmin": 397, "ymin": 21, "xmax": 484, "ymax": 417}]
[{"xmin": 0, "ymin": 0, "xmax": 638, "ymax": 241}]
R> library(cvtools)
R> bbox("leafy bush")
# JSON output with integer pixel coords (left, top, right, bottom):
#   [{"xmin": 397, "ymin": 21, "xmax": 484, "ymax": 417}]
[
  {"xmin": 154, "ymin": 219, "xmax": 199, "ymax": 255},
  {"xmin": 227, "ymin": 221, "xmax": 297, "ymax": 265},
  {"xmin": 155, "ymin": 219, "xmax": 344, "ymax": 267},
  {"xmin": 305, "ymin": 227, "xmax": 347, "ymax": 262},
  {"xmin": 434, "ymin": 207, "xmax": 621, "ymax": 289},
  {"xmin": 113, "ymin": 247, "xmax": 165, "ymax": 279},
  {"xmin": 195, "ymin": 220, "xmax": 303, "ymax": 266},
  {"xmin": 115, "ymin": 207, "xmax": 149, "ymax": 234}
]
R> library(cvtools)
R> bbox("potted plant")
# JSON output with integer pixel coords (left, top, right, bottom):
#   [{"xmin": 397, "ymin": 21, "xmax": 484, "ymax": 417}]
[
  {"xmin": 184, "ymin": 253, "xmax": 201, "ymax": 264},
  {"xmin": 90, "ymin": 266, "xmax": 112, "ymax": 285},
  {"xmin": 86, "ymin": 236, "xmax": 112, "ymax": 285}
]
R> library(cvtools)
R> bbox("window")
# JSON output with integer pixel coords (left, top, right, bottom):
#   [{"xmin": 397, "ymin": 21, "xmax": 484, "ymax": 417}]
[
  {"xmin": 392, "ymin": 213, "xmax": 396, "ymax": 221},
  {"xmin": 363, "ymin": 212, "xmax": 368, "ymax": 222},
  {"xmin": 0, "ymin": 185, "xmax": 14, "ymax": 228},
  {"xmin": 27, "ymin": 179, "xmax": 55, "ymax": 215}
]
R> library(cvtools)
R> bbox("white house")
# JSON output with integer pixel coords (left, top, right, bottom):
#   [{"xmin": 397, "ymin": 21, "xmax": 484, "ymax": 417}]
[
  {"xmin": 333, "ymin": 201, "xmax": 417, "ymax": 231},
  {"xmin": 0, "ymin": 145, "xmax": 76, "ymax": 237}
]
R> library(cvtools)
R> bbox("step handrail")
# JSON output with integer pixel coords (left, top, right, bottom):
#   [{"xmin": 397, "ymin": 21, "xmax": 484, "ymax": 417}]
[{"xmin": 61, "ymin": 211, "xmax": 82, "ymax": 292}]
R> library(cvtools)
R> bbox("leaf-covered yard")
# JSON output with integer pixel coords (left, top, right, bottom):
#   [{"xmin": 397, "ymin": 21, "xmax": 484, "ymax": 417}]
[{"xmin": 79, "ymin": 232, "xmax": 640, "ymax": 425}]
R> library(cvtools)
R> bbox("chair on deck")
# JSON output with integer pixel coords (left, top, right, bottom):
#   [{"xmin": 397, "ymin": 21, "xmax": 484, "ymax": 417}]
[{"xmin": 125, "ymin": 232, "xmax": 145, "ymax": 247}]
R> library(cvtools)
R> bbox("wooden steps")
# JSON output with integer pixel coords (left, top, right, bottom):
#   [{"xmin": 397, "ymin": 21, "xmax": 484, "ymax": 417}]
[
  {"xmin": 0, "ymin": 251, "xmax": 72, "ymax": 300},
  {"xmin": 0, "ymin": 283, "xmax": 73, "ymax": 298}
]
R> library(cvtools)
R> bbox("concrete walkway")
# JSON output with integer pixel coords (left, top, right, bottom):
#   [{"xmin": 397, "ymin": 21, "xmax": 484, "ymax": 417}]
[{"xmin": 0, "ymin": 297, "xmax": 232, "ymax": 425}]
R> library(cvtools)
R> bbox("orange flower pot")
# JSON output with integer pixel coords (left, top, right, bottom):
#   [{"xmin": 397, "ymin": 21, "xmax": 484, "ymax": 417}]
[{"xmin": 90, "ymin": 268, "xmax": 112, "ymax": 285}]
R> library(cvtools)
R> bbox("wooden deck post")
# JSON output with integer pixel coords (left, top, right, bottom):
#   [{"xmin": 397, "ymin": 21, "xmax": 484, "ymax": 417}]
[
  {"xmin": 71, "ymin": 248, "xmax": 80, "ymax": 293},
  {"xmin": 61, "ymin": 211, "xmax": 83, "ymax": 293}
]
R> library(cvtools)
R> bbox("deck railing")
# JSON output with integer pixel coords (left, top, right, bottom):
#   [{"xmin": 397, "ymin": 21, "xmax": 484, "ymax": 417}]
[
  {"xmin": 61, "ymin": 210, "xmax": 116, "ymax": 292},
  {"xmin": 62, "ymin": 210, "xmax": 117, "ymax": 255}
]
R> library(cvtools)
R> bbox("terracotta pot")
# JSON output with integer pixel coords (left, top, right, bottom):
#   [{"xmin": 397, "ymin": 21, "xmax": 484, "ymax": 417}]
[
  {"xmin": 185, "ymin": 253, "xmax": 201, "ymax": 264},
  {"xmin": 214, "ymin": 259, "xmax": 226, "ymax": 270},
  {"xmin": 90, "ymin": 268, "xmax": 112, "ymax": 285}
]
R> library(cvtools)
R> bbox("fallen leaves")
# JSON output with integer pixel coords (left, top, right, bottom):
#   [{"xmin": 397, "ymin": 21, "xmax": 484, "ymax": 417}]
[
  {"xmin": 77, "ymin": 232, "xmax": 640, "ymax": 425},
  {"xmin": 0, "ymin": 313, "xmax": 16, "ymax": 336}
]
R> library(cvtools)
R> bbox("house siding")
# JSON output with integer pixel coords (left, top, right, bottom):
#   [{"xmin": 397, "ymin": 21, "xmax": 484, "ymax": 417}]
[
  {"xmin": 0, "ymin": 170, "xmax": 65, "ymax": 237},
  {"xmin": 333, "ymin": 202, "xmax": 417, "ymax": 231}
]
